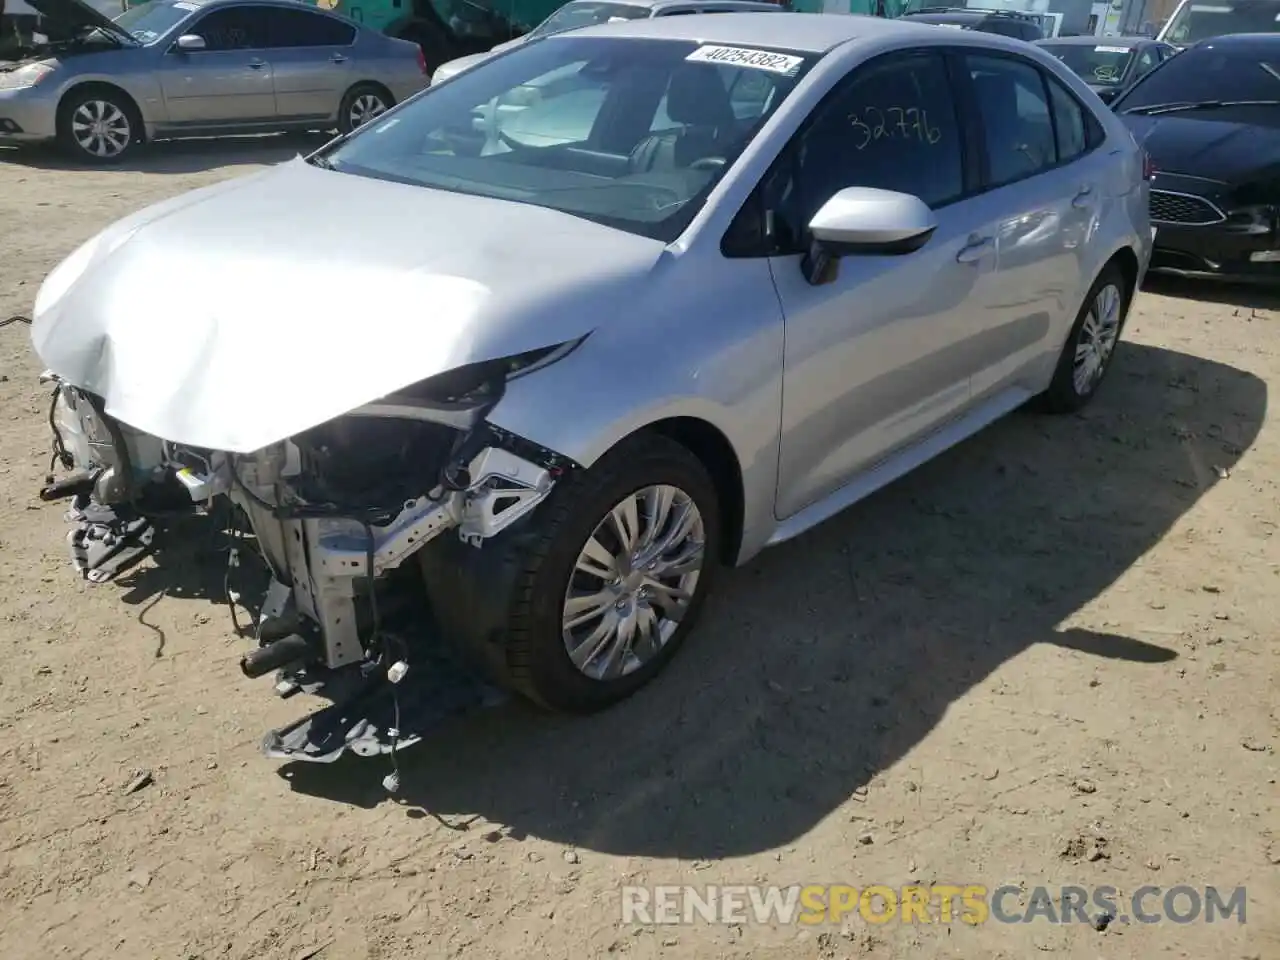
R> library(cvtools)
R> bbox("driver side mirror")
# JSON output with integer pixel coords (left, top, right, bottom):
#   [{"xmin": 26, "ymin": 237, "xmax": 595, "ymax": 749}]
[
  {"xmin": 174, "ymin": 33, "xmax": 206, "ymax": 52},
  {"xmin": 801, "ymin": 187, "xmax": 938, "ymax": 286}
]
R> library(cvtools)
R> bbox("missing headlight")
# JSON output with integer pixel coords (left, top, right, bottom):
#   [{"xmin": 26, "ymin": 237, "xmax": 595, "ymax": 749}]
[{"xmin": 290, "ymin": 417, "xmax": 459, "ymax": 515}]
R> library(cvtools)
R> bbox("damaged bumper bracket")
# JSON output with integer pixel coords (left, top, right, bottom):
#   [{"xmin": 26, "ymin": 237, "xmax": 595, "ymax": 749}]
[
  {"xmin": 260, "ymin": 634, "xmax": 506, "ymax": 763},
  {"xmin": 66, "ymin": 499, "xmax": 155, "ymax": 583}
]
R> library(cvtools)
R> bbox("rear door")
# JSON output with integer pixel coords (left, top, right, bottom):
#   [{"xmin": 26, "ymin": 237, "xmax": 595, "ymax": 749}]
[
  {"xmin": 959, "ymin": 51, "xmax": 1101, "ymax": 399},
  {"xmin": 260, "ymin": 5, "xmax": 356, "ymax": 122},
  {"xmin": 158, "ymin": 3, "xmax": 276, "ymax": 124}
]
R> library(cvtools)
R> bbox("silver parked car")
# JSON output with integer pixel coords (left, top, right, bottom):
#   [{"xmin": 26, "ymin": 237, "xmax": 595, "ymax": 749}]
[
  {"xmin": 0, "ymin": 0, "xmax": 428, "ymax": 162},
  {"xmin": 31, "ymin": 13, "xmax": 1150, "ymax": 762},
  {"xmin": 430, "ymin": 0, "xmax": 785, "ymax": 85}
]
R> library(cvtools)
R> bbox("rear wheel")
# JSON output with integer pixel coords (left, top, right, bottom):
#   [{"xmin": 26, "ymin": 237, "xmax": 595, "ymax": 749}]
[
  {"xmin": 1040, "ymin": 262, "xmax": 1129, "ymax": 413},
  {"xmin": 338, "ymin": 83, "xmax": 392, "ymax": 135}
]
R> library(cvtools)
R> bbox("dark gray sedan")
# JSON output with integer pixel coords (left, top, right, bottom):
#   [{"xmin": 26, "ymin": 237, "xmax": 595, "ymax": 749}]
[
  {"xmin": 1035, "ymin": 35, "xmax": 1177, "ymax": 104},
  {"xmin": 0, "ymin": 0, "xmax": 428, "ymax": 162}
]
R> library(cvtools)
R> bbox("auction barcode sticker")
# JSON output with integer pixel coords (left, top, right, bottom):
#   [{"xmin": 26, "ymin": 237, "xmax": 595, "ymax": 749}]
[
  {"xmin": 685, "ymin": 45, "xmax": 805, "ymax": 76},
  {"xmin": 1095, "ymin": 45, "xmax": 1131, "ymax": 53}
]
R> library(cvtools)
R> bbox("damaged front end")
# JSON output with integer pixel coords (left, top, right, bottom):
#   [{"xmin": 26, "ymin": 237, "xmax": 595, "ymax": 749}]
[{"xmin": 37, "ymin": 343, "xmax": 581, "ymax": 770}]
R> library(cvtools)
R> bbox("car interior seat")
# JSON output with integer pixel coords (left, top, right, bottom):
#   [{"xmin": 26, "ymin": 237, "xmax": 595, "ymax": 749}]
[{"xmin": 628, "ymin": 63, "xmax": 737, "ymax": 173}]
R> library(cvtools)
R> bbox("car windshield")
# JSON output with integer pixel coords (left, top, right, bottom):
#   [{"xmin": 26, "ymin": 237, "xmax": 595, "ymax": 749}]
[
  {"xmin": 525, "ymin": 1, "xmax": 651, "ymax": 40},
  {"xmin": 1163, "ymin": 0, "xmax": 1280, "ymax": 44},
  {"xmin": 113, "ymin": 0, "xmax": 197, "ymax": 42},
  {"xmin": 1115, "ymin": 41, "xmax": 1280, "ymax": 109},
  {"xmin": 1041, "ymin": 42, "xmax": 1136, "ymax": 84},
  {"xmin": 319, "ymin": 36, "xmax": 813, "ymax": 241}
]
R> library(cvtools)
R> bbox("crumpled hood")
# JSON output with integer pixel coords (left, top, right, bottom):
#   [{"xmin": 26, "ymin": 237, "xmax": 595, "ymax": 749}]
[
  {"xmin": 22, "ymin": 0, "xmax": 137, "ymax": 45},
  {"xmin": 31, "ymin": 158, "xmax": 664, "ymax": 453}
]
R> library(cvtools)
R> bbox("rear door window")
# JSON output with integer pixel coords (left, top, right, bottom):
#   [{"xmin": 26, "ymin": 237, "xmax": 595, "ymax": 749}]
[
  {"xmin": 965, "ymin": 53, "xmax": 1057, "ymax": 186},
  {"xmin": 1045, "ymin": 73, "xmax": 1088, "ymax": 161},
  {"xmin": 262, "ymin": 7, "xmax": 357, "ymax": 47}
]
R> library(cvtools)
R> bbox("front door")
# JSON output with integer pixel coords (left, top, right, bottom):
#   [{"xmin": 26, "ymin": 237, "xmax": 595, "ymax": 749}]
[
  {"xmin": 158, "ymin": 3, "xmax": 276, "ymax": 125},
  {"xmin": 768, "ymin": 50, "xmax": 996, "ymax": 519},
  {"xmin": 258, "ymin": 6, "xmax": 356, "ymax": 122}
]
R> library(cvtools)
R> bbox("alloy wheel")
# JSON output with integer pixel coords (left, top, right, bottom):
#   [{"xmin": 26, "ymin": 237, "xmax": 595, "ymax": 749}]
[
  {"xmin": 348, "ymin": 93, "xmax": 388, "ymax": 130},
  {"xmin": 71, "ymin": 100, "xmax": 131, "ymax": 159},
  {"xmin": 561, "ymin": 484, "xmax": 706, "ymax": 682},
  {"xmin": 1073, "ymin": 282, "xmax": 1122, "ymax": 396}
]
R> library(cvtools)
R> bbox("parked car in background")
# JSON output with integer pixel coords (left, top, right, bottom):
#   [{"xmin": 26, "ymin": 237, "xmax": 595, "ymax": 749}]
[
  {"xmin": 1158, "ymin": 0, "xmax": 1280, "ymax": 47},
  {"xmin": 0, "ymin": 0, "xmax": 429, "ymax": 162},
  {"xmin": 430, "ymin": 0, "xmax": 785, "ymax": 85},
  {"xmin": 1035, "ymin": 35, "xmax": 1176, "ymax": 103},
  {"xmin": 899, "ymin": 7, "xmax": 1043, "ymax": 41},
  {"xmin": 30, "ymin": 14, "xmax": 1150, "ymax": 761},
  {"xmin": 1114, "ymin": 33, "xmax": 1280, "ymax": 280}
]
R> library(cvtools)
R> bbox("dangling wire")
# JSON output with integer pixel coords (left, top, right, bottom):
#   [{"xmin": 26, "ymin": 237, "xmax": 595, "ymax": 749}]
[{"xmin": 363, "ymin": 522, "xmax": 407, "ymax": 793}]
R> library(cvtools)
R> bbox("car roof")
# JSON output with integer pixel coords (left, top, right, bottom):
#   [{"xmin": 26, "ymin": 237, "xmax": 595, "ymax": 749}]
[
  {"xmin": 608, "ymin": 0, "xmax": 782, "ymax": 8},
  {"xmin": 902, "ymin": 9, "xmax": 988, "ymax": 19},
  {"xmin": 1036, "ymin": 35, "xmax": 1147, "ymax": 46},
  {"xmin": 1187, "ymin": 31, "xmax": 1280, "ymax": 48},
  {"xmin": 148, "ymin": 0, "xmax": 350, "ymax": 10},
  {"xmin": 564, "ymin": 11, "xmax": 954, "ymax": 53},
  {"xmin": 903, "ymin": 7, "xmax": 1034, "ymax": 19}
]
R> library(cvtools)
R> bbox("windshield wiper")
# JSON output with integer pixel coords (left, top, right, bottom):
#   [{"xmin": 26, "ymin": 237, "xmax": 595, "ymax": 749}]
[{"xmin": 1124, "ymin": 99, "xmax": 1280, "ymax": 115}]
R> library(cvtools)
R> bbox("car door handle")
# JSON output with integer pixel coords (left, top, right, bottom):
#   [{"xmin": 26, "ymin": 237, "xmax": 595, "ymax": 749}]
[
  {"xmin": 329, "ymin": 53, "xmax": 348, "ymax": 63},
  {"xmin": 1072, "ymin": 185, "xmax": 1094, "ymax": 208},
  {"xmin": 956, "ymin": 235, "xmax": 995, "ymax": 264},
  {"xmin": 247, "ymin": 59, "xmax": 266, "ymax": 69}
]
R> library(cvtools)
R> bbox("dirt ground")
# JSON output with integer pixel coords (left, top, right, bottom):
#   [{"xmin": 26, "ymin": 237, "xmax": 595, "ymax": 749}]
[{"xmin": 1, "ymin": 136, "xmax": 1278, "ymax": 960}]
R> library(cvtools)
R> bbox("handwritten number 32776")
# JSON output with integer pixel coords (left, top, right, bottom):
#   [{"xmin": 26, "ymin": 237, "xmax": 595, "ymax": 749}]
[{"xmin": 849, "ymin": 106, "xmax": 942, "ymax": 150}]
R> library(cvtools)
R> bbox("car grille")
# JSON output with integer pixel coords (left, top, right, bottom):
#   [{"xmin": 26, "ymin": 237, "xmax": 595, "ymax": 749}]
[{"xmin": 1149, "ymin": 190, "xmax": 1225, "ymax": 226}]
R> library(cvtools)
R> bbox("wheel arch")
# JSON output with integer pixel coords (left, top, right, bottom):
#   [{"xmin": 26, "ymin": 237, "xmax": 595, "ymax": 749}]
[
  {"xmin": 344, "ymin": 79, "xmax": 396, "ymax": 108},
  {"xmin": 57, "ymin": 81, "xmax": 145, "ymax": 142},
  {"xmin": 1106, "ymin": 244, "xmax": 1141, "ymax": 308},
  {"xmin": 638, "ymin": 417, "xmax": 746, "ymax": 569}
]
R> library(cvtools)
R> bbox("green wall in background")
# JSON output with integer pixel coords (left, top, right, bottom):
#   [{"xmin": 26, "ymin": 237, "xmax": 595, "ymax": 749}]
[{"xmin": 789, "ymin": 0, "xmax": 912, "ymax": 17}]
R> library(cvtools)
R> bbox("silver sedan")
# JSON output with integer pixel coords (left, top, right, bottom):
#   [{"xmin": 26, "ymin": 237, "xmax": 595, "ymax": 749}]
[
  {"xmin": 30, "ymin": 13, "xmax": 1150, "ymax": 761},
  {"xmin": 0, "ymin": 0, "xmax": 427, "ymax": 162}
]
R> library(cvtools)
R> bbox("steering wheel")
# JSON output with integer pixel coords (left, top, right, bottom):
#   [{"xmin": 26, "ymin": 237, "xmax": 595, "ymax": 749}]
[{"xmin": 688, "ymin": 156, "xmax": 727, "ymax": 172}]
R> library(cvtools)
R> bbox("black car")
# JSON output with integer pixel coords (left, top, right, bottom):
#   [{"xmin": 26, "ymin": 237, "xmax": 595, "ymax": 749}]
[
  {"xmin": 899, "ymin": 7, "xmax": 1044, "ymax": 41},
  {"xmin": 1036, "ymin": 35, "xmax": 1177, "ymax": 103},
  {"xmin": 1159, "ymin": 0, "xmax": 1280, "ymax": 49},
  {"xmin": 1114, "ymin": 33, "xmax": 1280, "ymax": 280}
]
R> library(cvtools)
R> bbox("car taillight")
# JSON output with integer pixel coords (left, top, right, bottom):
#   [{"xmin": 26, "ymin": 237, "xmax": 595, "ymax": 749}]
[
  {"xmin": 416, "ymin": 47, "xmax": 427, "ymax": 76},
  {"xmin": 1142, "ymin": 150, "xmax": 1155, "ymax": 181}
]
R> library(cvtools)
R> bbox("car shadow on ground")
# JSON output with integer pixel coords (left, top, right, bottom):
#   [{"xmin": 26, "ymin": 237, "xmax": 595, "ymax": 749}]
[
  {"xmin": 0, "ymin": 132, "xmax": 331, "ymax": 175},
  {"xmin": 270, "ymin": 342, "xmax": 1261, "ymax": 858},
  {"xmin": 1143, "ymin": 272, "xmax": 1280, "ymax": 311}
]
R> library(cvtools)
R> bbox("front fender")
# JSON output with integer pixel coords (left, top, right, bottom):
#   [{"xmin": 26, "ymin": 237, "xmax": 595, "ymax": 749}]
[
  {"xmin": 486, "ymin": 254, "xmax": 787, "ymax": 564},
  {"xmin": 53, "ymin": 64, "xmax": 164, "ymax": 128}
]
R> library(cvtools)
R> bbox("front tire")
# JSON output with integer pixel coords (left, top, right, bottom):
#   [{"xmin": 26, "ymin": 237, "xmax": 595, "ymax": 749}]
[
  {"xmin": 1040, "ymin": 262, "xmax": 1130, "ymax": 413},
  {"xmin": 57, "ymin": 88, "xmax": 140, "ymax": 164},
  {"xmin": 427, "ymin": 433, "xmax": 722, "ymax": 713}
]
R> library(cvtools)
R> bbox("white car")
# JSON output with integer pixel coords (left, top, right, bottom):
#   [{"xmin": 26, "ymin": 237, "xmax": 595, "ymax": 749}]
[{"xmin": 430, "ymin": 0, "xmax": 784, "ymax": 84}]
